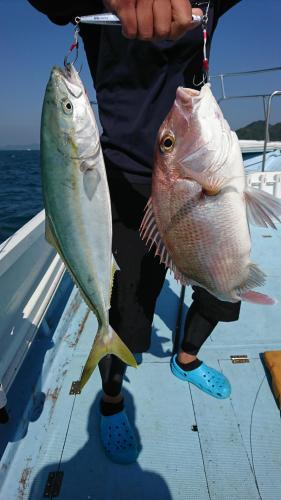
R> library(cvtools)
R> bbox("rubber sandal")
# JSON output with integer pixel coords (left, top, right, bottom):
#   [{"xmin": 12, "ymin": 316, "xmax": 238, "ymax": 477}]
[
  {"xmin": 100, "ymin": 409, "xmax": 139, "ymax": 464},
  {"xmin": 170, "ymin": 354, "xmax": 231, "ymax": 399}
]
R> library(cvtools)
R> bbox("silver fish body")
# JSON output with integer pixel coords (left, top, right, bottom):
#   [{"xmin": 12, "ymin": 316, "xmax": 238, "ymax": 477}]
[
  {"xmin": 41, "ymin": 64, "xmax": 136, "ymax": 388},
  {"xmin": 141, "ymin": 84, "xmax": 281, "ymax": 304}
]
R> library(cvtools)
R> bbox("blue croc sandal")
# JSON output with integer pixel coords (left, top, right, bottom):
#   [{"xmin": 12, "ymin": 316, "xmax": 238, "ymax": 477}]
[
  {"xmin": 100, "ymin": 410, "xmax": 139, "ymax": 464},
  {"xmin": 171, "ymin": 355, "xmax": 231, "ymax": 399}
]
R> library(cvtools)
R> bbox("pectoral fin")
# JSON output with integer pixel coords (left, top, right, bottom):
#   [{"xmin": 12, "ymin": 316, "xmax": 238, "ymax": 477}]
[
  {"xmin": 183, "ymin": 168, "xmax": 226, "ymax": 196},
  {"xmin": 81, "ymin": 161, "xmax": 101, "ymax": 201},
  {"xmin": 244, "ymin": 187, "xmax": 281, "ymax": 229}
]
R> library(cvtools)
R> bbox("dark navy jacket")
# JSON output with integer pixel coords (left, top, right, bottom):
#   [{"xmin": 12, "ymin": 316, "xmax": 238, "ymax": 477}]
[{"xmin": 28, "ymin": 1, "xmax": 241, "ymax": 182}]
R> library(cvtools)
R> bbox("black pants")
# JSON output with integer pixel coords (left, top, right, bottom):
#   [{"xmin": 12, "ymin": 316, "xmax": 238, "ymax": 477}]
[
  {"xmin": 99, "ymin": 173, "xmax": 241, "ymax": 397},
  {"xmin": 107, "ymin": 172, "xmax": 167, "ymax": 352}
]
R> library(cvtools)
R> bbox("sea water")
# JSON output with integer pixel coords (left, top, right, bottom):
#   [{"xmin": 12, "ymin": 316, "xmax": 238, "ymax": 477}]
[{"xmin": 0, "ymin": 150, "xmax": 42, "ymax": 244}]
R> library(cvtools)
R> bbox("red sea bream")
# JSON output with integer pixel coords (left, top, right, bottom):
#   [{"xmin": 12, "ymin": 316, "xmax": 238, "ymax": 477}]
[{"xmin": 141, "ymin": 84, "xmax": 281, "ymax": 304}]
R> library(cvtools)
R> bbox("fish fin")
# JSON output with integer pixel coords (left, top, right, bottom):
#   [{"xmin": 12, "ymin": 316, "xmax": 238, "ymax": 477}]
[
  {"xmin": 183, "ymin": 168, "xmax": 226, "ymax": 195},
  {"xmin": 239, "ymin": 262, "xmax": 267, "ymax": 291},
  {"xmin": 82, "ymin": 164, "xmax": 101, "ymax": 201},
  {"xmin": 240, "ymin": 290, "xmax": 276, "ymax": 305},
  {"xmin": 45, "ymin": 217, "xmax": 60, "ymax": 251},
  {"xmin": 112, "ymin": 254, "xmax": 120, "ymax": 272},
  {"xmin": 140, "ymin": 198, "xmax": 173, "ymax": 268},
  {"xmin": 236, "ymin": 263, "xmax": 276, "ymax": 305},
  {"xmin": 172, "ymin": 267, "xmax": 190, "ymax": 286},
  {"xmin": 79, "ymin": 325, "xmax": 137, "ymax": 389},
  {"xmin": 109, "ymin": 254, "xmax": 120, "ymax": 302},
  {"xmin": 202, "ymin": 175, "xmax": 226, "ymax": 196},
  {"xmin": 140, "ymin": 198, "xmax": 190, "ymax": 285},
  {"xmin": 244, "ymin": 187, "xmax": 281, "ymax": 229}
]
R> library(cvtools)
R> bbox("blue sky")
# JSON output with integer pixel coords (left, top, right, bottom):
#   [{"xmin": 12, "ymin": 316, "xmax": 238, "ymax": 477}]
[{"xmin": 1, "ymin": 0, "xmax": 281, "ymax": 147}]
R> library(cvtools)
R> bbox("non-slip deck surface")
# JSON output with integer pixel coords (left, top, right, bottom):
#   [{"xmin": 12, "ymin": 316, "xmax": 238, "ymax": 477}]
[{"xmin": 0, "ymin": 225, "xmax": 281, "ymax": 500}]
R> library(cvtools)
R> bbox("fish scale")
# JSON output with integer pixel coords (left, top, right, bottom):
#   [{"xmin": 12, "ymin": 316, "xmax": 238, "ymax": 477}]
[
  {"xmin": 41, "ymin": 63, "xmax": 137, "ymax": 389},
  {"xmin": 141, "ymin": 83, "xmax": 281, "ymax": 304}
]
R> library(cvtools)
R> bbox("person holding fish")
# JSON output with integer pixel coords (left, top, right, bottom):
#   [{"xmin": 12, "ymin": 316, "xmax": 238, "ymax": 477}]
[{"xmin": 29, "ymin": 0, "xmax": 252, "ymax": 464}]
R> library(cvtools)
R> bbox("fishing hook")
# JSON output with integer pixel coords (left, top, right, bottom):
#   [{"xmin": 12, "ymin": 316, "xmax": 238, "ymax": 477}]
[
  {"xmin": 193, "ymin": 1, "xmax": 211, "ymax": 87},
  {"xmin": 64, "ymin": 23, "xmax": 80, "ymax": 68},
  {"xmin": 193, "ymin": 72, "xmax": 208, "ymax": 87}
]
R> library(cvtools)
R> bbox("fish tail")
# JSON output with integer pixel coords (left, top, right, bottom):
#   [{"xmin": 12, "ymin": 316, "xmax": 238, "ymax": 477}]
[{"xmin": 79, "ymin": 325, "xmax": 137, "ymax": 390}]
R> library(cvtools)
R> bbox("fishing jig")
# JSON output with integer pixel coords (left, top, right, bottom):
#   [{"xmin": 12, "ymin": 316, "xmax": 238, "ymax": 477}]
[
  {"xmin": 193, "ymin": 0, "xmax": 211, "ymax": 86},
  {"xmin": 75, "ymin": 13, "xmax": 203, "ymax": 26}
]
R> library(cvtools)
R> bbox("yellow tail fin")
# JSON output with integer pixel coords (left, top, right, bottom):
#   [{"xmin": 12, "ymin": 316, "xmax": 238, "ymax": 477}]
[{"xmin": 79, "ymin": 326, "xmax": 137, "ymax": 390}]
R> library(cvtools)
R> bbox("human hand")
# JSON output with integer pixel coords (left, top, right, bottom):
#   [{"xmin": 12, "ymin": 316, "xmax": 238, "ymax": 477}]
[{"xmin": 103, "ymin": 0, "xmax": 203, "ymax": 41}]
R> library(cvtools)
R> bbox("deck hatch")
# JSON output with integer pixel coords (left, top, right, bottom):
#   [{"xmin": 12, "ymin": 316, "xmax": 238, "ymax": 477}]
[
  {"xmin": 230, "ymin": 355, "xmax": 249, "ymax": 364},
  {"xmin": 69, "ymin": 380, "xmax": 81, "ymax": 395},
  {"xmin": 44, "ymin": 471, "xmax": 64, "ymax": 497}
]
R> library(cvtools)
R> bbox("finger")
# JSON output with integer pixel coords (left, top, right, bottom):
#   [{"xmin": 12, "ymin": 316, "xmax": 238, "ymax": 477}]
[
  {"xmin": 170, "ymin": 0, "xmax": 192, "ymax": 40},
  {"xmin": 136, "ymin": 0, "xmax": 154, "ymax": 40},
  {"xmin": 192, "ymin": 8, "xmax": 204, "ymax": 17},
  {"xmin": 190, "ymin": 7, "xmax": 204, "ymax": 27},
  {"xmin": 103, "ymin": 0, "xmax": 115, "ymax": 11},
  {"xmin": 152, "ymin": 0, "xmax": 172, "ymax": 40},
  {"xmin": 117, "ymin": 0, "xmax": 138, "ymax": 39}
]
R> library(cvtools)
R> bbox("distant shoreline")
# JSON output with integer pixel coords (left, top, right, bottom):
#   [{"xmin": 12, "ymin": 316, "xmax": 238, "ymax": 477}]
[
  {"xmin": 1, "ymin": 120, "xmax": 280, "ymax": 151},
  {"xmin": 0, "ymin": 146, "xmax": 40, "ymax": 151}
]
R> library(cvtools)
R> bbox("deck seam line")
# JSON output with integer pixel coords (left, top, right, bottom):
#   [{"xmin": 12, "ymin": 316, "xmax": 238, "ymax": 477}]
[
  {"xmin": 49, "ymin": 395, "xmax": 77, "ymax": 500},
  {"xmin": 218, "ymin": 359, "xmax": 263, "ymax": 500},
  {"xmin": 188, "ymin": 383, "xmax": 212, "ymax": 500},
  {"xmin": 249, "ymin": 375, "xmax": 266, "ymax": 500}
]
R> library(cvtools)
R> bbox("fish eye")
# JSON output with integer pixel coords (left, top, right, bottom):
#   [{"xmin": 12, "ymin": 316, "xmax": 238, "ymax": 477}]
[
  {"xmin": 61, "ymin": 98, "xmax": 73, "ymax": 114},
  {"xmin": 160, "ymin": 133, "xmax": 175, "ymax": 153}
]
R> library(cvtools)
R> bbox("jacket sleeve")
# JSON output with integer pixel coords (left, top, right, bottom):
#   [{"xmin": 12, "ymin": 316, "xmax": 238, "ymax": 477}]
[{"xmin": 27, "ymin": 0, "xmax": 102, "ymax": 25}]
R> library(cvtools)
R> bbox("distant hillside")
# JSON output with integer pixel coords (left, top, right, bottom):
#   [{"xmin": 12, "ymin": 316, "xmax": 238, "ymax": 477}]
[
  {"xmin": 1, "ymin": 121, "xmax": 281, "ymax": 149},
  {"xmin": 236, "ymin": 121, "xmax": 281, "ymax": 141}
]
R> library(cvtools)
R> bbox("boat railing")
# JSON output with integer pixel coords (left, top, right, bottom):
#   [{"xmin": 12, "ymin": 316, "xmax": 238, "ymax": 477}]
[
  {"xmin": 210, "ymin": 66, "xmax": 281, "ymax": 172},
  {"xmin": 261, "ymin": 91, "xmax": 281, "ymax": 171},
  {"xmin": 0, "ymin": 211, "xmax": 65, "ymax": 403}
]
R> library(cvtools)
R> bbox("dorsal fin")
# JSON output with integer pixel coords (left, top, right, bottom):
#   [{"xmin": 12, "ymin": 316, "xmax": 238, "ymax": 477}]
[{"xmin": 140, "ymin": 197, "xmax": 190, "ymax": 286}]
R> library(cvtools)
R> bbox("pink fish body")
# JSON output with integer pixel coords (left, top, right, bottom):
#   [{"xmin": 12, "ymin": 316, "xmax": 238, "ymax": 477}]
[{"xmin": 141, "ymin": 84, "xmax": 281, "ymax": 304}]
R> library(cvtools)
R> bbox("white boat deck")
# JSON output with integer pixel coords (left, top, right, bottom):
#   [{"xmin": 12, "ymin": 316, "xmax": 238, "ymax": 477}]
[
  {"xmin": 239, "ymin": 140, "xmax": 281, "ymax": 154},
  {"xmin": 0, "ymin": 224, "xmax": 281, "ymax": 500}
]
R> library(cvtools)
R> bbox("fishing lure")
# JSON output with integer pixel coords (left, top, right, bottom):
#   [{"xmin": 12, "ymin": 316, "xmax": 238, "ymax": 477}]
[{"xmin": 75, "ymin": 13, "xmax": 203, "ymax": 26}]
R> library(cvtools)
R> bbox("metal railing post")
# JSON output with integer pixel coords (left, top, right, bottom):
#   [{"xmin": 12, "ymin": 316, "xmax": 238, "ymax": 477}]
[
  {"xmin": 219, "ymin": 74, "xmax": 226, "ymax": 100},
  {"xmin": 262, "ymin": 91, "xmax": 281, "ymax": 172}
]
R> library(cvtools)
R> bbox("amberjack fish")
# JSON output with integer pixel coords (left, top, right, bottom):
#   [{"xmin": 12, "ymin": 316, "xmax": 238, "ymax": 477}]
[
  {"xmin": 41, "ymin": 64, "xmax": 137, "ymax": 389},
  {"xmin": 141, "ymin": 84, "xmax": 281, "ymax": 304}
]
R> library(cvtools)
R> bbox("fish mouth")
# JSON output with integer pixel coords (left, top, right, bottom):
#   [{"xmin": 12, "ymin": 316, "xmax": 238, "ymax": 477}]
[
  {"xmin": 51, "ymin": 64, "xmax": 83, "ymax": 99},
  {"xmin": 176, "ymin": 87, "xmax": 200, "ymax": 107}
]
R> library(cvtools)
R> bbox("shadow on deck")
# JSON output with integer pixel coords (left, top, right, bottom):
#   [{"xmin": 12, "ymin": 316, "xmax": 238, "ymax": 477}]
[{"xmin": 1, "ymin": 225, "xmax": 281, "ymax": 500}]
